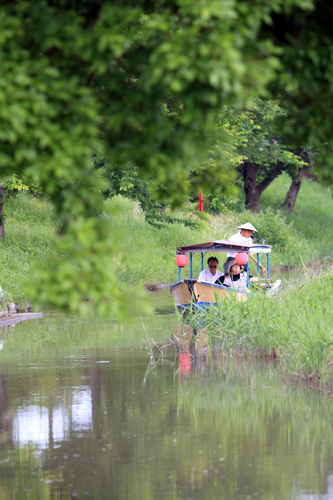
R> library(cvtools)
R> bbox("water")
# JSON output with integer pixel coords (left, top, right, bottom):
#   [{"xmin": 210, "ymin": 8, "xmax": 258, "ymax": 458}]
[{"xmin": 0, "ymin": 290, "xmax": 333, "ymax": 499}]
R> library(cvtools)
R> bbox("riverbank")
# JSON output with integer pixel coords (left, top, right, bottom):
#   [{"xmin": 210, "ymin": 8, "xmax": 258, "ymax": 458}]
[
  {"xmin": 179, "ymin": 264, "xmax": 333, "ymax": 387},
  {"xmin": 0, "ymin": 312, "xmax": 44, "ymax": 327},
  {"xmin": 0, "ymin": 174, "xmax": 333, "ymax": 308}
]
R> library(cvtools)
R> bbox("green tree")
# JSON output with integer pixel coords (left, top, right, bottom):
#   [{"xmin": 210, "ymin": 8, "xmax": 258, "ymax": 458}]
[
  {"xmin": 1, "ymin": 0, "xmax": 333, "ymax": 315},
  {"xmin": 225, "ymin": 99, "xmax": 305, "ymax": 212},
  {"xmin": 93, "ymin": 158, "xmax": 199, "ymax": 227}
]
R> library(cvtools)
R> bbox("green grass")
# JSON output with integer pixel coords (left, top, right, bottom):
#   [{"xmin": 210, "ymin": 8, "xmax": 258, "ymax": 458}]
[
  {"xmin": 1, "ymin": 175, "xmax": 332, "ymax": 309},
  {"xmin": 260, "ymin": 172, "xmax": 333, "ymax": 259},
  {"xmin": 178, "ymin": 266, "xmax": 333, "ymax": 385},
  {"xmin": 0, "ymin": 194, "xmax": 58, "ymax": 307}
]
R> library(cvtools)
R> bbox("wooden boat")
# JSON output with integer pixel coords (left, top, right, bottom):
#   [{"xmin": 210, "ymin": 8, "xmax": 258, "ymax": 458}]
[{"xmin": 170, "ymin": 240, "xmax": 281, "ymax": 310}]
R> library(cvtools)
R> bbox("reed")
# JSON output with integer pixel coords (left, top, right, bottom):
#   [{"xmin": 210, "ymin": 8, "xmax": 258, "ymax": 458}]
[{"xmin": 178, "ymin": 266, "xmax": 333, "ymax": 386}]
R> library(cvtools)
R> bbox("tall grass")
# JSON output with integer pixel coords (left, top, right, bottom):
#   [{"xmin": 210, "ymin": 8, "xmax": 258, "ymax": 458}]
[{"xmin": 178, "ymin": 266, "xmax": 333, "ymax": 386}]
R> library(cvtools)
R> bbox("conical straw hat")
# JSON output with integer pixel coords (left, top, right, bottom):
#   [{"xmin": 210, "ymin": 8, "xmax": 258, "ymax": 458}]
[{"xmin": 237, "ymin": 222, "xmax": 258, "ymax": 232}]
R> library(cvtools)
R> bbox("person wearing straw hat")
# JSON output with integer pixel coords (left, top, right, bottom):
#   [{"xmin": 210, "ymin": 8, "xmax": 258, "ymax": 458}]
[{"xmin": 223, "ymin": 222, "xmax": 258, "ymax": 274}]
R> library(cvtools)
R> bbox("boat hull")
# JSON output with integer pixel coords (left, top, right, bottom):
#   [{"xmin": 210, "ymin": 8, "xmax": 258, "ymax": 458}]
[{"xmin": 170, "ymin": 280, "xmax": 247, "ymax": 310}]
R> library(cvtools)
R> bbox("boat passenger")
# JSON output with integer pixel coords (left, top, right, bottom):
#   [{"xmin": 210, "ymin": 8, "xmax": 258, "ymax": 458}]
[
  {"xmin": 218, "ymin": 260, "xmax": 258, "ymax": 291},
  {"xmin": 223, "ymin": 222, "xmax": 258, "ymax": 274},
  {"xmin": 198, "ymin": 257, "xmax": 224, "ymax": 284}
]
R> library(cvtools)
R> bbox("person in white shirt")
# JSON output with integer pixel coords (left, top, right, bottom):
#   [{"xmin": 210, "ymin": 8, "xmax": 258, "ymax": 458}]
[
  {"xmin": 198, "ymin": 256, "xmax": 224, "ymax": 284},
  {"xmin": 224, "ymin": 222, "xmax": 258, "ymax": 274},
  {"xmin": 220, "ymin": 260, "xmax": 258, "ymax": 291}
]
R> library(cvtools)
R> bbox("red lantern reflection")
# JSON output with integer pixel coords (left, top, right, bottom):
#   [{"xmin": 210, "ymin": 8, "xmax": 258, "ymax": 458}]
[{"xmin": 179, "ymin": 353, "xmax": 192, "ymax": 374}]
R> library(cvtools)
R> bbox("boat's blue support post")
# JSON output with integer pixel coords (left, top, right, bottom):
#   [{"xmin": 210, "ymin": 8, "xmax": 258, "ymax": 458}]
[
  {"xmin": 257, "ymin": 253, "xmax": 260, "ymax": 277},
  {"xmin": 246, "ymin": 258, "xmax": 250, "ymax": 288},
  {"xmin": 190, "ymin": 253, "xmax": 193, "ymax": 279},
  {"xmin": 201, "ymin": 252, "xmax": 204, "ymax": 271},
  {"xmin": 178, "ymin": 266, "xmax": 181, "ymax": 282},
  {"xmin": 267, "ymin": 254, "xmax": 270, "ymax": 289}
]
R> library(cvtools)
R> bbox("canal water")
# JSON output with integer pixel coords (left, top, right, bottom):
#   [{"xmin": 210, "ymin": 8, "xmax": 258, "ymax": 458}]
[{"xmin": 0, "ymin": 290, "xmax": 333, "ymax": 499}]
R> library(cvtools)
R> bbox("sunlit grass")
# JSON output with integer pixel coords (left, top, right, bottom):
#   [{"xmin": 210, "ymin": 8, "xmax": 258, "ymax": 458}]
[{"xmin": 260, "ymin": 172, "xmax": 333, "ymax": 259}]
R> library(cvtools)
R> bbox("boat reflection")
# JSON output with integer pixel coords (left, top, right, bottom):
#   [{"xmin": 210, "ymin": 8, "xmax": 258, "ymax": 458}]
[{"xmin": 172, "ymin": 322, "xmax": 210, "ymax": 375}]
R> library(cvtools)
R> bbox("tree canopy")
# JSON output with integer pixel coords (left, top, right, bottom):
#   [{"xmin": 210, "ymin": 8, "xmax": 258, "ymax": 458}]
[
  {"xmin": 1, "ymin": 0, "xmax": 333, "ymax": 315},
  {"xmin": 224, "ymin": 99, "xmax": 305, "ymax": 212}
]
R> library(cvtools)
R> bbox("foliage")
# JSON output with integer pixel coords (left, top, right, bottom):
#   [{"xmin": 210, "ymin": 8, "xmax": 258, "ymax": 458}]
[
  {"xmin": 262, "ymin": 2, "xmax": 333, "ymax": 176},
  {"xmin": 229, "ymin": 99, "xmax": 304, "ymax": 174},
  {"xmin": 194, "ymin": 99, "xmax": 308, "ymax": 213},
  {"xmin": 249, "ymin": 208, "xmax": 299, "ymax": 250},
  {"xmin": 187, "ymin": 112, "xmax": 243, "ymax": 202},
  {"xmin": 0, "ymin": 174, "xmax": 29, "ymax": 195},
  {"xmin": 93, "ymin": 157, "xmax": 199, "ymax": 228},
  {"xmin": 2, "ymin": 0, "xmax": 333, "ymax": 315},
  {"xmin": 224, "ymin": 98, "xmax": 306, "ymax": 211}
]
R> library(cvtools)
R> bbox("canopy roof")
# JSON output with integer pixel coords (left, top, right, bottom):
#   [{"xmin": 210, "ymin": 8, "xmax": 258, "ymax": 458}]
[{"xmin": 176, "ymin": 240, "xmax": 271, "ymax": 255}]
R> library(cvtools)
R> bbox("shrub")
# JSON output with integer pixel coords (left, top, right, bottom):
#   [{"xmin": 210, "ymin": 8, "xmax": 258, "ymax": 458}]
[{"xmin": 252, "ymin": 208, "xmax": 298, "ymax": 250}]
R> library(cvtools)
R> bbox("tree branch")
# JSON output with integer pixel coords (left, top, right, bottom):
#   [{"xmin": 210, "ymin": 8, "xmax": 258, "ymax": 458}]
[{"xmin": 257, "ymin": 161, "xmax": 285, "ymax": 195}]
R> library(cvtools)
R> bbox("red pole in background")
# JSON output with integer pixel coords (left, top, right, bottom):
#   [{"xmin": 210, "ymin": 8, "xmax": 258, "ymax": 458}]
[
  {"xmin": 195, "ymin": 192, "xmax": 204, "ymax": 212},
  {"xmin": 190, "ymin": 192, "xmax": 205, "ymax": 218}
]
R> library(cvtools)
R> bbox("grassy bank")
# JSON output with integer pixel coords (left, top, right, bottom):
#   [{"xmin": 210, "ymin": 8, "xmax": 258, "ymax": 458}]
[
  {"xmin": 1, "ymin": 175, "xmax": 333, "ymax": 308},
  {"xmin": 109, "ymin": 173, "xmax": 333, "ymax": 283},
  {"xmin": 178, "ymin": 266, "xmax": 333, "ymax": 386},
  {"xmin": 0, "ymin": 195, "xmax": 58, "ymax": 308},
  {"xmin": 260, "ymin": 172, "xmax": 333, "ymax": 259}
]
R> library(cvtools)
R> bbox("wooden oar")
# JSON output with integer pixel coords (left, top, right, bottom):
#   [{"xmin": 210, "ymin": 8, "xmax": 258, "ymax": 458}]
[{"xmin": 248, "ymin": 254, "xmax": 274, "ymax": 283}]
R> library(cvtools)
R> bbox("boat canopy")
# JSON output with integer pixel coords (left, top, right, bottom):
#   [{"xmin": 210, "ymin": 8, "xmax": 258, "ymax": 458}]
[
  {"xmin": 249, "ymin": 246, "xmax": 271, "ymax": 254},
  {"xmin": 176, "ymin": 240, "xmax": 271, "ymax": 255}
]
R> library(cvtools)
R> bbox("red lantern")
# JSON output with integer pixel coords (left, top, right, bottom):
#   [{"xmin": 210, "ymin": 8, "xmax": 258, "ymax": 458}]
[
  {"xmin": 176, "ymin": 254, "xmax": 188, "ymax": 267},
  {"xmin": 235, "ymin": 252, "xmax": 248, "ymax": 266}
]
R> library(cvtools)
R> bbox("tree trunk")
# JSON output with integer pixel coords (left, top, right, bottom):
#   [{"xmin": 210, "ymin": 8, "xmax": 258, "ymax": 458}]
[
  {"xmin": 0, "ymin": 186, "xmax": 4, "ymax": 240},
  {"xmin": 242, "ymin": 162, "xmax": 261, "ymax": 212},
  {"xmin": 241, "ymin": 160, "xmax": 285, "ymax": 212},
  {"xmin": 282, "ymin": 167, "xmax": 306, "ymax": 213}
]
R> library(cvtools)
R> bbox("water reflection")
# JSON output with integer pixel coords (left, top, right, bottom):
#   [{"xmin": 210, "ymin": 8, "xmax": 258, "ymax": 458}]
[
  {"xmin": 13, "ymin": 388, "xmax": 93, "ymax": 448},
  {"xmin": 172, "ymin": 322, "xmax": 209, "ymax": 359},
  {"xmin": 0, "ymin": 370, "xmax": 12, "ymax": 449},
  {"xmin": 0, "ymin": 313, "xmax": 333, "ymax": 499},
  {"xmin": 298, "ymin": 476, "xmax": 333, "ymax": 500}
]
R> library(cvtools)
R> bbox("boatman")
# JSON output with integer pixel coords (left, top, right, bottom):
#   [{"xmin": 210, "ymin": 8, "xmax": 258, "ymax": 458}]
[
  {"xmin": 223, "ymin": 222, "xmax": 258, "ymax": 274},
  {"xmin": 198, "ymin": 256, "xmax": 224, "ymax": 284}
]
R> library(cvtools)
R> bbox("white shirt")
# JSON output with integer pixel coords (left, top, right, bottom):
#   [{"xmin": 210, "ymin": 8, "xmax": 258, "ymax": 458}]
[
  {"xmin": 198, "ymin": 269, "xmax": 224, "ymax": 284},
  {"xmin": 227, "ymin": 232, "xmax": 253, "ymax": 258},
  {"xmin": 223, "ymin": 274, "xmax": 248, "ymax": 291}
]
